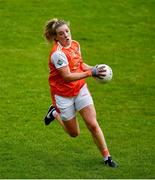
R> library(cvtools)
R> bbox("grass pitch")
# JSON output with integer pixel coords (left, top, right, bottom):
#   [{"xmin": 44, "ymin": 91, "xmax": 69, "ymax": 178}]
[{"xmin": 0, "ymin": 0, "xmax": 155, "ymax": 178}]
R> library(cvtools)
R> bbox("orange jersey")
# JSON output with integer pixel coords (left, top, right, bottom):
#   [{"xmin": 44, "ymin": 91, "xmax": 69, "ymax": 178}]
[{"xmin": 48, "ymin": 40, "xmax": 86, "ymax": 98}]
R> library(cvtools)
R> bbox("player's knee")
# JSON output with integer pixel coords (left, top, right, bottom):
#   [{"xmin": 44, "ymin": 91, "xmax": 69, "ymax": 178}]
[
  {"xmin": 88, "ymin": 123, "xmax": 99, "ymax": 134},
  {"xmin": 68, "ymin": 131, "xmax": 80, "ymax": 137}
]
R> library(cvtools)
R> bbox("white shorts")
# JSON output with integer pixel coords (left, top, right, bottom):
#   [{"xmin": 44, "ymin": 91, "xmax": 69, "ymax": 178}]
[{"xmin": 55, "ymin": 84, "xmax": 94, "ymax": 121}]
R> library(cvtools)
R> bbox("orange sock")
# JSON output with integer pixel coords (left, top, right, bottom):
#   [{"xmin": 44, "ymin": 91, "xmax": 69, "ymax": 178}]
[{"xmin": 102, "ymin": 149, "xmax": 110, "ymax": 160}]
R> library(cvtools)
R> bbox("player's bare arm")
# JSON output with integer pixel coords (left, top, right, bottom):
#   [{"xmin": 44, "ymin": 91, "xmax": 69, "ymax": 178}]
[{"xmin": 58, "ymin": 65, "xmax": 92, "ymax": 82}]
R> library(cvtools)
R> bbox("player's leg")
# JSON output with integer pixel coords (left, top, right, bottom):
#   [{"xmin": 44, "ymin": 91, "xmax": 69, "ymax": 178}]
[
  {"xmin": 74, "ymin": 85, "xmax": 118, "ymax": 167},
  {"xmin": 79, "ymin": 104, "xmax": 118, "ymax": 167},
  {"xmin": 44, "ymin": 105, "xmax": 79, "ymax": 136},
  {"xmin": 79, "ymin": 105, "xmax": 108, "ymax": 155},
  {"xmin": 62, "ymin": 117, "xmax": 80, "ymax": 137},
  {"xmin": 44, "ymin": 94, "xmax": 80, "ymax": 137},
  {"xmin": 74, "ymin": 85, "xmax": 109, "ymax": 157}
]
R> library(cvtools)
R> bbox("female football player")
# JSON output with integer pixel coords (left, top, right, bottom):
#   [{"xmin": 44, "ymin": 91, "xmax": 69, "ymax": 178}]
[{"xmin": 43, "ymin": 18, "xmax": 118, "ymax": 168}]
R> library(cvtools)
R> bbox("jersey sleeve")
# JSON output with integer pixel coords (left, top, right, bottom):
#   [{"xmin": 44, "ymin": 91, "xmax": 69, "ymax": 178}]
[{"xmin": 51, "ymin": 50, "xmax": 68, "ymax": 69}]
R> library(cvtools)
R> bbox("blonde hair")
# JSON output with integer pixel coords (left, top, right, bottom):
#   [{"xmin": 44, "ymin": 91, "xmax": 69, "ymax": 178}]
[{"xmin": 44, "ymin": 18, "xmax": 69, "ymax": 42}]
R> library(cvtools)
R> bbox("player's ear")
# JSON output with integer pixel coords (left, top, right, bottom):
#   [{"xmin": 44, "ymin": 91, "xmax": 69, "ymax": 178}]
[{"xmin": 54, "ymin": 34, "xmax": 58, "ymax": 41}]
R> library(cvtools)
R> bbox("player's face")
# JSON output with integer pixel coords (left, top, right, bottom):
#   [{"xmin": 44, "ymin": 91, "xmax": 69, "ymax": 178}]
[{"xmin": 55, "ymin": 24, "xmax": 72, "ymax": 47}]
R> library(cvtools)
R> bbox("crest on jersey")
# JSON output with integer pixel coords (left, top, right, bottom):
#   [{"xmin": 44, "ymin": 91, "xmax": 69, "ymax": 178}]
[{"xmin": 57, "ymin": 59, "xmax": 63, "ymax": 65}]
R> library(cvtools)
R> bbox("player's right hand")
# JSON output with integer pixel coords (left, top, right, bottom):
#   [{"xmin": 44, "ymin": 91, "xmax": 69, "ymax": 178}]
[{"xmin": 92, "ymin": 65, "xmax": 106, "ymax": 77}]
